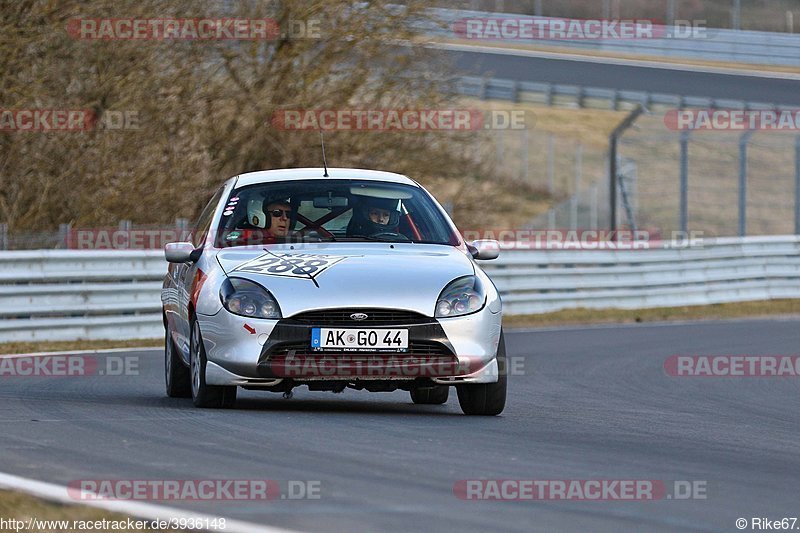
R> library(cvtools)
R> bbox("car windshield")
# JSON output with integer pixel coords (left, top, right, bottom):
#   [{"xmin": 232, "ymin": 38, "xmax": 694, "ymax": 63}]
[{"xmin": 215, "ymin": 179, "xmax": 460, "ymax": 248}]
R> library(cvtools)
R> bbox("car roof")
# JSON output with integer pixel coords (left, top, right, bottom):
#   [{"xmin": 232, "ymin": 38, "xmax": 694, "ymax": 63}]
[{"xmin": 232, "ymin": 168, "xmax": 419, "ymax": 188}]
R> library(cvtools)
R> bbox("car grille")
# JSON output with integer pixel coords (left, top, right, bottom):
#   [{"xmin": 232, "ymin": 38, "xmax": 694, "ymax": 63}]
[{"xmin": 288, "ymin": 308, "xmax": 432, "ymax": 326}]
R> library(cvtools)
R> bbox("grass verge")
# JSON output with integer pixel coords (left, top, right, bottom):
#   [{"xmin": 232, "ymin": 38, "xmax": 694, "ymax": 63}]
[
  {"xmin": 464, "ymin": 96, "xmax": 799, "ymax": 236},
  {"xmin": 0, "ymin": 339, "xmax": 161, "ymax": 356},
  {"xmin": 504, "ymin": 299, "xmax": 800, "ymax": 328},
  {"xmin": 0, "ymin": 490, "xmax": 179, "ymax": 533}
]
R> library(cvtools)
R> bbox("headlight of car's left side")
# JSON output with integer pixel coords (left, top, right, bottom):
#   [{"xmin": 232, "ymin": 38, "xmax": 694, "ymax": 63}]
[
  {"xmin": 435, "ymin": 275, "xmax": 486, "ymax": 318},
  {"xmin": 219, "ymin": 277, "xmax": 282, "ymax": 319}
]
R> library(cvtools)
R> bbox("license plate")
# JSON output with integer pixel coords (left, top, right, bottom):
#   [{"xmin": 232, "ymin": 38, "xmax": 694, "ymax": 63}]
[{"xmin": 311, "ymin": 328, "xmax": 409, "ymax": 352}]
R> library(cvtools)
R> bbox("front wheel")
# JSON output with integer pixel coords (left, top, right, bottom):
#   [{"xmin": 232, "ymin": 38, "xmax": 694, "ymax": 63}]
[
  {"xmin": 190, "ymin": 319, "xmax": 237, "ymax": 409},
  {"xmin": 165, "ymin": 321, "xmax": 191, "ymax": 398},
  {"xmin": 456, "ymin": 331, "xmax": 507, "ymax": 416}
]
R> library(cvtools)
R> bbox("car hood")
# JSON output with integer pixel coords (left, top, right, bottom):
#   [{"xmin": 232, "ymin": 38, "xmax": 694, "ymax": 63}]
[{"xmin": 215, "ymin": 243, "xmax": 474, "ymax": 317}]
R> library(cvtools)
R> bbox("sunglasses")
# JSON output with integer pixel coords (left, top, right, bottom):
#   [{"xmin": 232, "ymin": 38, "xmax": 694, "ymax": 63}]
[{"xmin": 269, "ymin": 209, "xmax": 291, "ymax": 218}]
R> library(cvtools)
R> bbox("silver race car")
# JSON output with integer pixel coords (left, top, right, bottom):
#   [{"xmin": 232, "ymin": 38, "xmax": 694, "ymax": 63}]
[{"xmin": 161, "ymin": 168, "xmax": 505, "ymax": 415}]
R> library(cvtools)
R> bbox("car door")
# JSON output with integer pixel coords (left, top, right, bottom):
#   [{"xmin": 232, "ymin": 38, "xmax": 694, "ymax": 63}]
[{"xmin": 174, "ymin": 186, "xmax": 225, "ymax": 362}]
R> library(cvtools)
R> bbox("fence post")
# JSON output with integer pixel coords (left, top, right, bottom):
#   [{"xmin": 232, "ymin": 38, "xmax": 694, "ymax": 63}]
[
  {"xmin": 609, "ymin": 105, "xmax": 645, "ymax": 235},
  {"xmin": 522, "ymin": 128, "xmax": 529, "ymax": 182},
  {"xmin": 547, "ymin": 135, "xmax": 555, "ymax": 228},
  {"xmin": 175, "ymin": 217, "xmax": 189, "ymax": 241},
  {"xmin": 571, "ymin": 143, "xmax": 583, "ymax": 230},
  {"xmin": 667, "ymin": 0, "xmax": 676, "ymax": 26},
  {"xmin": 58, "ymin": 223, "xmax": 72, "ymax": 249},
  {"xmin": 795, "ymin": 136, "xmax": 800, "ymax": 234},
  {"xmin": 496, "ymin": 129, "xmax": 505, "ymax": 163},
  {"xmin": 0, "ymin": 223, "xmax": 7, "ymax": 251},
  {"xmin": 590, "ymin": 182, "xmax": 598, "ymax": 230},
  {"xmin": 731, "ymin": 0, "xmax": 741, "ymax": 30},
  {"xmin": 738, "ymin": 130, "xmax": 753, "ymax": 236},
  {"xmin": 680, "ymin": 131, "xmax": 690, "ymax": 234}
]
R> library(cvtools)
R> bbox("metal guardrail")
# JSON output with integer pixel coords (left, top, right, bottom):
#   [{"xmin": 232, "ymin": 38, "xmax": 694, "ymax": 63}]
[
  {"xmin": 424, "ymin": 8, "xmax": 800, "ymax": 67},
  {"xmin": 456, "ymin": 75, "xmax": 789, "ymax": 111},
  {"xmin": 482, "ymin": 236, "xmax": 800, "ymax": 314},
  {"xmin": 0, "ymin": 236, "xmax": 798, "ymax": 341},
  {"xmin": 0, "ymin": 251, "xmax": 165, "ymax": 342}
]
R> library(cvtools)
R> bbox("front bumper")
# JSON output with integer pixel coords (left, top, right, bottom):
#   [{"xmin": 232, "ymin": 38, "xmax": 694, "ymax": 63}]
[{"xmin": 198, "ymin": 305, "xmax": 502, "ymax": 387}]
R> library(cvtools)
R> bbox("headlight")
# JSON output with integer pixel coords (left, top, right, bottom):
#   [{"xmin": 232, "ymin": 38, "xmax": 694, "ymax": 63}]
[
  {"xmin": 435, "ymin": 275, "xmax": 486, "ymax": 318},
  {"xmin": 219, "ymin": 277, "xmax": 282, "ymax": 319}
]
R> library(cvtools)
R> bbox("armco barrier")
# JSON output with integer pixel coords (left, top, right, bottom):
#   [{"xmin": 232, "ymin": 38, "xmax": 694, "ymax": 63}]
[
  {"xmin": 0, "ymin": 236, "xmax": 798, "ymax": 342},
  {"xmin": 455, "ymin": 75, "xmax": 788, "ymax": 111},
  {"xmin": 423, "ymin": 8, "xmax": 800, "ymax": 68},
  {"xmin": 0, "ymin": 250, "xmax": 166, "ymax": 342},
  {"xmin": 481, "ymin": 236, "xmax": 800, "ymax": 314}
]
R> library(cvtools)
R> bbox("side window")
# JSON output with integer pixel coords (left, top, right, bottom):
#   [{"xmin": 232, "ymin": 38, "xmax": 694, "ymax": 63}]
[{"xmin": 192, "ymin": 187, "xmax": 225, "ymax": 247}]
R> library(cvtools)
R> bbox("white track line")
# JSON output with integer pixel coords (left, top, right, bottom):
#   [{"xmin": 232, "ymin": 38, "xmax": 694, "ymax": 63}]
[
  {"xmin": 0, "ymin": 347, "xmax": 161, "ymax": 358},
  {"xmin": 0, "ymin": 471, "xmax": 296, "ymax": 533},
  {"xmin": 429, "ymin": 41, "xmax": 800, "ymax": 81},
  {"xmin": 506, "ymin": 315, "xmax": 800, "ymax": 334}
]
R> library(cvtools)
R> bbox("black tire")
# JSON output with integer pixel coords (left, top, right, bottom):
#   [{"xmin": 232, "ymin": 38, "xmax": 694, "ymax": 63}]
[
  {"xmin": 410, "ymin": 385, "xmax": 450, "ymax": 405},
  {"xmin": 456, "ymin": 330, "xmax": 507, "ymax": 416},
  {"xmin": 190, "ymin": 319, "xmax": 237, "ymax": 409},
  {"xmin": 165, "ymin": 322, "xmax": 191, "ymax": 398}
]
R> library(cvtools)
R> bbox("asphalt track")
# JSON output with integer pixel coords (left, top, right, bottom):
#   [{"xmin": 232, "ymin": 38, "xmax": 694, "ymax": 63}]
[
  {"xmin": 1, "ymin": 318, "xmax": 799, "ymax": 532},
  {"xmin": 441, "ymin": 48, "xmax": 800, "ymax": 106}
]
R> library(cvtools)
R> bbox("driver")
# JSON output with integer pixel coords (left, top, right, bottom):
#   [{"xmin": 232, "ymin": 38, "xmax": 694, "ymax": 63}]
[
  {"xmin": 347, "ymin": 197, "xmax": 401, "ymax": 237},
  {"xmin": 263, "ymin": 199, "xmax": 292, "ymax": 239},
  {"xmin": 234, "ymin": 196, "xmax": 292, "ymax": 245}
]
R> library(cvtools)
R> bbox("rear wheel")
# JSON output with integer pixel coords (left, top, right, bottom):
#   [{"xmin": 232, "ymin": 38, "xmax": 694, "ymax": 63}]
[
  {"xmin": 456, "ymin": 331, "xmax": 507, "ymax": 416},
  {"xmin": 165, "ymin": 322, "xmax": 191, "ymax": 398},
  {"xmin": 190, "ymin": 319, "xmax": 237, "ymax": 409},
  {"xmin": 410, "ymin": 385, "xmax": 450, "ymax": 405}
]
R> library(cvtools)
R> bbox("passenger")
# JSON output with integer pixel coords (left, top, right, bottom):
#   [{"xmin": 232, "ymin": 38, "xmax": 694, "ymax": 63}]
[{"xmin": 347, "ymin": 197, "xmax": 401, "ymax": 237}]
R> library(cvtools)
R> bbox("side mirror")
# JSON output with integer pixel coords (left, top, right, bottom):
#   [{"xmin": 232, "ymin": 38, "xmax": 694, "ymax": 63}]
[
  {"xmin": 165, "ymin": 242, "xmax": 202, "ymax": 263},
  {"xmin": 467, "ymin": 239, "xmax": 500, "ymax": 260}
]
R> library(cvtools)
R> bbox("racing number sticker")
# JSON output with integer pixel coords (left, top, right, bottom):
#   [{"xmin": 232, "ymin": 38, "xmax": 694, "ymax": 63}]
[{"xmin": 233, "ymin": 253, "xmax": 346, "ymax": 280}]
